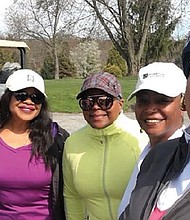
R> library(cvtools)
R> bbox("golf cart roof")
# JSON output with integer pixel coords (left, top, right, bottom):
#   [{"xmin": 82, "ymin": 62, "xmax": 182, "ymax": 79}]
[
  {"xmin": 0, "ymin": 40, "xmax": 30, "ymax": 69},
  {"xmin": 0, "ymin": 40, "xmax": 30, "ymax": 49}
]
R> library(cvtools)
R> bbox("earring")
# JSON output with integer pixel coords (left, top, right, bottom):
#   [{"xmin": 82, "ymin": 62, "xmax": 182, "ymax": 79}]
[
  {"xmin": 180, "ymin": 95, "xmax": 186, "ymax": 111},
  {"xmin": 140, "ymin": 128, "xmax": 143, "ymax": 133}
]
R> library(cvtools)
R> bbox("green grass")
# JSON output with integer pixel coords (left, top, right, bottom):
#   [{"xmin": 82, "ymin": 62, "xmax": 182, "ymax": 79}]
[{"xmin": 45, "ymin": 76, "xmax": 138, "ymax": 113}]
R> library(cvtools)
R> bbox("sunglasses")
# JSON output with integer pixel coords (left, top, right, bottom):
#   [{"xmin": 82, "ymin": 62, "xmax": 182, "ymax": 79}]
[
  {"xmin": 79, "ymin": 95, "xmax": 114, "ymax": 111},
  {"xmin": 13, "ymin": 91, "xmax": 45, "ymax": 104}
]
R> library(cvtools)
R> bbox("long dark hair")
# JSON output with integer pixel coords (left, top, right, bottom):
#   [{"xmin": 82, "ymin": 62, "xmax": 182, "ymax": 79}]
[{"xmin": 0, "ymin": 89, "xmax": 54, "ymax": 168}]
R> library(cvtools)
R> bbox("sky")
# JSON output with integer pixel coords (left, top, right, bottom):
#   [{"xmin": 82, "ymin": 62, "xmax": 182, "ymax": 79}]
[{"xmin": 0, "ymin": 0, "xmax": 12, "ymax": 31}]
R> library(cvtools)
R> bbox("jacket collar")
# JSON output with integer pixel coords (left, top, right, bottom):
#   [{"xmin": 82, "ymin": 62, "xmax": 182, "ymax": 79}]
[{"xmin": 86, "ymin": 112, "xmax": 128, "ymax": 137}]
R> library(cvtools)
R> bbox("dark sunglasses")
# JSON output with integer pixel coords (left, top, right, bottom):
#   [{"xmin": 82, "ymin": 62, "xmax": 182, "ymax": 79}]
[
  {"xmin": 79, "ymin": 95, "xmax": 114, "ymax": 111},
  {"xmin": 13, "ymin": 91, "xmax": 45, "ymax": 104}
]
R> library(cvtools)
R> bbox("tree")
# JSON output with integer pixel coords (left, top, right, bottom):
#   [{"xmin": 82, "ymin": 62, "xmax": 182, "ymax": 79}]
[
  {"xmin": 5, "ymin": 0, "xmax": 83, "ymax": 79},
  {"xmin": 40, "ymin": 52, "xmax": 54, "ymax": 79},
  {"xmin": 41, "ymin": 41, "xmax": 76, "ymax": 79},
  {"xmin": 82, "ymin": 0, "xmax": 189, "ymax": 75},
  {"xmin": 70, "ymin": 40, "xmax": 102, "ymax": 78}
]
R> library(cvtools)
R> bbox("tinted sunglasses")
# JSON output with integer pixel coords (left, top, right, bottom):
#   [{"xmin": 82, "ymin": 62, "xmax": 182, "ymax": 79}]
[
  {"xmin": 79, "ymin": 95, "xmax": 114, "ymax": 111},
  {"xmin": 13, "ymin": 91, "xmax": 45, "ymax": 104}
]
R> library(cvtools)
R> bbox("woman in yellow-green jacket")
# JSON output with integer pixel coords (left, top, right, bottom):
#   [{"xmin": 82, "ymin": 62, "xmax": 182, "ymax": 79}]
[{"xmin": 63, "ymin": 72, "xmax": 144, "ymax": 220}]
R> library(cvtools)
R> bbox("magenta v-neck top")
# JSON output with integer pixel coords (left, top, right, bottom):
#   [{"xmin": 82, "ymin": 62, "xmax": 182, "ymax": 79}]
[{"xmin": 0, "ymin": 138, "xmax": 52, "ymax": 219}]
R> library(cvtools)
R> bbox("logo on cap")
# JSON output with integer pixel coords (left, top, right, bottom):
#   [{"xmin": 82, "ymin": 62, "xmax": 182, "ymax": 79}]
[
  {"xmin": 143, "ymin": 72, "xmax": 164, "ymax": 79},
  {"xmin": 27, "ymin": 74, "xmax": 35, "ymax": 82}
]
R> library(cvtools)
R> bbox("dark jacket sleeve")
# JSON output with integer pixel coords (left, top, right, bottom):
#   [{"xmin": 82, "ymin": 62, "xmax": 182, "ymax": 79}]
[{"xmin": 50, "ymin": 122, "xmax": 69, "ymax": 220}]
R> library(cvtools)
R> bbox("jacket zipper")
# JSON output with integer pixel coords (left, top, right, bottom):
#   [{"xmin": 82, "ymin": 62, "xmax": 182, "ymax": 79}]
[{"xmin": 102, "ymin": 135, "xmax": 114, "ymax": 220}]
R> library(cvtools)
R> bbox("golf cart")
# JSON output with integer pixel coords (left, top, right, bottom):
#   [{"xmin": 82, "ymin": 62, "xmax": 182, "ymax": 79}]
[{"xmin": 0, "ymin": 39, "xmax": 29, "ymax": 95}]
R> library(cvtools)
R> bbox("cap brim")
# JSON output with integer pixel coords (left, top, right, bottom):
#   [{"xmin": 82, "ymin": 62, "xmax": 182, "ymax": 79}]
[
  {"xmin": 76, "ymin": 92, "xmax": 83, "ymax": 99},
  {"xmin": 7, "ymin": 84, "xmax": 47, "ymax": 97},
  {"xmin": 127, "ymin": 85, "xmax": 182, "ymax": 101},
  {"xmin": 76, "ymin": 87, "xmax": 121, "ymax": 99},
  {"xmin": 127, "ymin": 89, "xmax": 140, "ymax": 101}
]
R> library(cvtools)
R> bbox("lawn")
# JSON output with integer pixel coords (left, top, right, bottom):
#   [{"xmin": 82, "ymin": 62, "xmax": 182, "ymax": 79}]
[{"xmin": 45, "ymin": 76, "xmax": 138, "ymax": 113}]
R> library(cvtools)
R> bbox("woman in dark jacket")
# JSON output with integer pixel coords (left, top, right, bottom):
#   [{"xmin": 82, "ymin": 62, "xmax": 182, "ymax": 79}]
[{"xmin": 119, "ymin": 37, "xmax": 190, "ymax": 220}]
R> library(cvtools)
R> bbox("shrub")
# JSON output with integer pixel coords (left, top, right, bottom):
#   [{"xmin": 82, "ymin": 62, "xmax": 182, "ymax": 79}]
[
  {"xmin": 103, "ymin": 64, "xmax": 122, "ymax": 78},
  {"xmin": 106, "ymin": 46, "xmax": 127, "ymax": 76}
]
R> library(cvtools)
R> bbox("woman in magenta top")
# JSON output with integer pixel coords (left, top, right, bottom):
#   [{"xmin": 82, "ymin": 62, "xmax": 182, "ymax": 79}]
[{"xmin": 0, "ymin": 69, "xmax": 69, "ymax": 220}]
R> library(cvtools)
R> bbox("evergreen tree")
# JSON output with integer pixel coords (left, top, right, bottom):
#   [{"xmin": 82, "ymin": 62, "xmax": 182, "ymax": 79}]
[
  {"xmin": 41, "ymin": 42, "xmax": 76, "ymax": 79},
  {"xmin": 105, "ymin": 47, "xmax": 127, "ymax": 76}
]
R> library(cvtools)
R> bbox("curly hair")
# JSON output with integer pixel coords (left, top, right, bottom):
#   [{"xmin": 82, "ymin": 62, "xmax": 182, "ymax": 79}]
[{"xmin": 0, "ymin": 89, "xmax": 54, "ymax": 168}]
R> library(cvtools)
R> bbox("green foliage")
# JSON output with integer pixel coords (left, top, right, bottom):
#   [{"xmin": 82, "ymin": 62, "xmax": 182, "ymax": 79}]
[
  {"xmin": 106, "ymin": 47, "xmax": 127, "ymax": 76},
  {"xmin": 104, "ymin": 65, "xmax": 122, "ymax": 78},
  {"xmin": 45, "ymin": 76, "xmax": 138, "ymax": 113}
]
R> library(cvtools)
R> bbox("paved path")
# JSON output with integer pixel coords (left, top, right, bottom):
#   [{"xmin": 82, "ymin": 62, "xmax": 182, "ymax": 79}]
[
  {"xmin": 52, "ymin": 112, "xmax": 189, "ymax": 134},
  {"xmin": 52, "ymin": 112, "xmax": 87, "ymax": 133}
]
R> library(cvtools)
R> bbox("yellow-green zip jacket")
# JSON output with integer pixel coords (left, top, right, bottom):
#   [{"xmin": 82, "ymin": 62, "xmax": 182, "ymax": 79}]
[{"xmin": 63, "ymin": 113, "xmax": 140, "ymax": 220}]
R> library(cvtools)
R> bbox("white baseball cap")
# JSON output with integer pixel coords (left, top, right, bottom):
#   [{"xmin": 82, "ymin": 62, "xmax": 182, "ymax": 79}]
[
  {"xmin": 5, "ymin": 69, "xmax": 47, "ymax": 97},
  {"xmin": 128, "ymin": 62, "xmax": 187, "ymax": 101}
]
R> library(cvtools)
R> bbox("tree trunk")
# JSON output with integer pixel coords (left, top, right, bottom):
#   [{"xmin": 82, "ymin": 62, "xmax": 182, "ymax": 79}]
[
  {"xmin": 54, "ymin": 49, "xmax": 59, "ymax": 79},
  {"xmin": 127, "ymin": 57, "xmax": 138, "ymax": 76}
]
